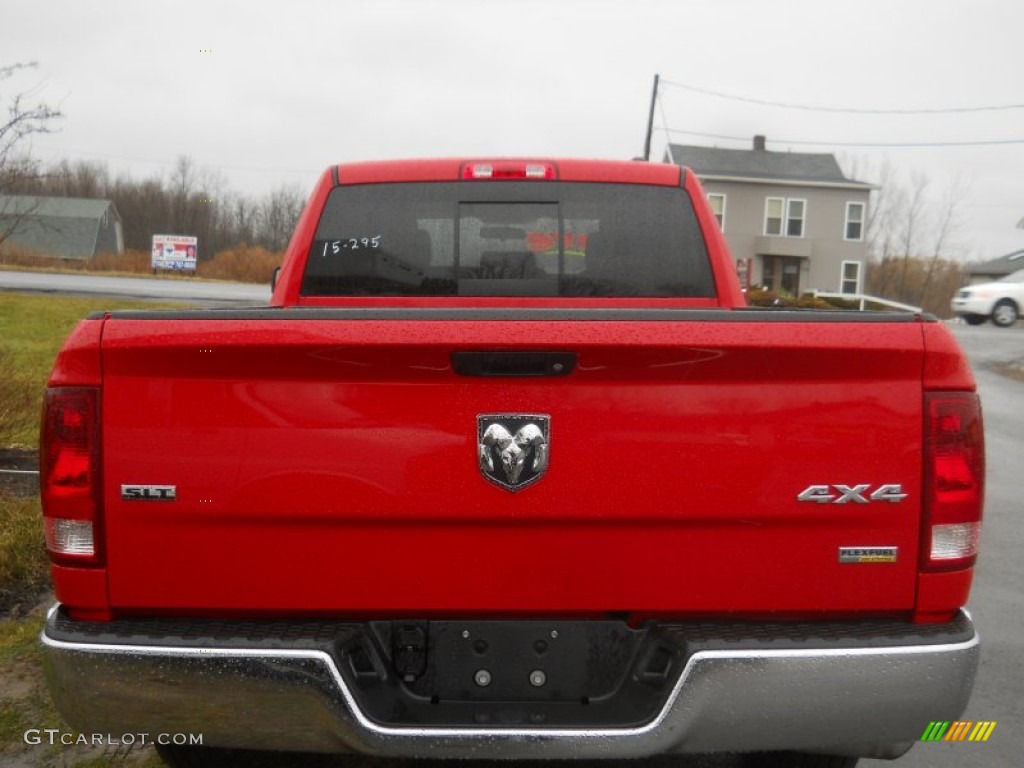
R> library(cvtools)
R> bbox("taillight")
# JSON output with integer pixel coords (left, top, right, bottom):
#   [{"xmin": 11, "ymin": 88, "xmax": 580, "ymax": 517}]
[
  {"xmin": 40, "ymin": 387, "xmax": 102, "ymax": 565},
  {"xmin": 461, "ymin": 161, "xmax": 556, "ymax": 180},
  {"xmin": 922, "ymin": 392, "xmax": 984, "ymax": 570}
]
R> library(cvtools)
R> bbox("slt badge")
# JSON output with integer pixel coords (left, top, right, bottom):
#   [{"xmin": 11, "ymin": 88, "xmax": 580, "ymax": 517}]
[{"xmin": 477, "ymin": 414, "xmax": 550, "ymax": 492}]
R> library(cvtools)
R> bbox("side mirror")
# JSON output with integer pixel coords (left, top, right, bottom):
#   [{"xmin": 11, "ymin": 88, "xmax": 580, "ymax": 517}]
[{"xmin": 271, "ymin": 266, "xmax": 281, "ymax": 291}]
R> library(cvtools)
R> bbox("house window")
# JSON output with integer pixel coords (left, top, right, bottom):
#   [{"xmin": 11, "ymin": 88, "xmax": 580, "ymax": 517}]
[
  {"xmin": 845, "ymin": 202, "xmax": 865, "ymax": 241},
  {"xmin": 786, "ymin": 199, "xmax": 805, "ymax": 237},
  {"xmin": 764, "ymin": 197, "xmax": 806, "ymax": 237},
  {"xmin": 765, "ymin": 197, "xmax": 784, "ymax": 236},
  {"xmin": 707, "ymin": 193, "xmax": 726, "ymax": 229},
  {"xmin": 841, "ymin": 260, "xmax": 862, "ymax": 294}
]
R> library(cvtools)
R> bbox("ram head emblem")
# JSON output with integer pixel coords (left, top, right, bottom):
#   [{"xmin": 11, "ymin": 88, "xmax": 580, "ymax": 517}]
[{"xmin": 477, "ymin": 415, "xmax": 550, "ymax": 491}]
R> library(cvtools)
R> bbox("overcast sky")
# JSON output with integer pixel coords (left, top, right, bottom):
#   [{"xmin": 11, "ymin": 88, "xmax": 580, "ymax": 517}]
[{"xmin": 3, "ymin": 0, "xmax": 1022, "ymax": 262}]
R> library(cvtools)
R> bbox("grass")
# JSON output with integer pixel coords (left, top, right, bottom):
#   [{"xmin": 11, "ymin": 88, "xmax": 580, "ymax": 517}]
[
  {"xmin": 0, "ymin": 292, "xmax": 185, "ymax": 447},
  {"xmin": 0, "ymin": 612, "xmax": 59, "ymax": 756},
  {"xmin": 0, "ymin": 495, "xmax": 47, "ymax": 614},
  {"xmin": 0, "ymin": 612, "xmax": 45, "ymax": 662},
  {"xmin": 0, "ymin": 292, "xmax": 191, "ymax": 766},
  {"xmin": 0, "ymin": 292, "xmax": 188, "ymax": 608}
]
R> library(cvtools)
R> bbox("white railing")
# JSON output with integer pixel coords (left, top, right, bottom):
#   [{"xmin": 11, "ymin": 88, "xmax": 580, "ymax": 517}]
[{"xmin": 812, "ymin": 291, "xmax": 922, "ymax": 313}]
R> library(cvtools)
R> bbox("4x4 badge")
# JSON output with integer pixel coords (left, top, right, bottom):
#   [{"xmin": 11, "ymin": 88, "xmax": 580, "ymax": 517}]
[
  {"xmin": 797, "ymin": 484, "xmax": 908, "ymax": 504},
  {"xmin": 477, "ymin": 414, "xmax": 550, "ymax": 492}
]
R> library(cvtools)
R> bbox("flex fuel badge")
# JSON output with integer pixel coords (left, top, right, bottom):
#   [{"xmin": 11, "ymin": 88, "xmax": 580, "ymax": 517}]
[{"xmin": 839, "ymin": 547, "xmax": 898, "ymax": 564}]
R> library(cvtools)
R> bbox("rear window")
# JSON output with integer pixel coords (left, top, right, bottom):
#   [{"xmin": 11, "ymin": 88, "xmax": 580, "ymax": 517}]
[{"xmin": 301, "ymin": 181, "xmax": 714, "ymax": 297}]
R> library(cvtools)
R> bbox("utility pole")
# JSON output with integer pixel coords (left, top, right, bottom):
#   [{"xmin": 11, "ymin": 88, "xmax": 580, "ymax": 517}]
[{"xmin": 642, "ymin": 74, "xmax": 660, "ymax": 161}]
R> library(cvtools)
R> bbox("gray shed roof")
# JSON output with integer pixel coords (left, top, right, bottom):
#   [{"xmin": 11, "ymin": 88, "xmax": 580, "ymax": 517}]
[
  {"xmin": 0, "ymin": 195, "xmax": 122, "ymax": 259},
  {"xmin": 666, "ymin": 143, "xmax": 872, "ymax": 188},
  {"xmin": 966, "ymin": 249, "xmax": 1024, "ymax": 278}
]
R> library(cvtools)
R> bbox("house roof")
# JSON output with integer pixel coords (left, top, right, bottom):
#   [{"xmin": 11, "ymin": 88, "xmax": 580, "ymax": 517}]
[
  {"xmin": 0, "ymin": 195, "xmax": 117, "ymax": 219},
  {"xmin": 665, "ymin": 143, "xmax": 873, "ymax": 189},
  {"xmin": 966, "ymin": 249, "xmax": 1024, "ymax": 278},
  {"xmin": 0, "ymin": 195, "xmax": 121, "ymax": 259}
]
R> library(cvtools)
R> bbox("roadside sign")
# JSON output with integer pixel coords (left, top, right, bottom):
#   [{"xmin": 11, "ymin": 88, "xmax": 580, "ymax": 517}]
[{"xmin": 152, "ymin": 235, "xmax": 198, "ymax": 271}]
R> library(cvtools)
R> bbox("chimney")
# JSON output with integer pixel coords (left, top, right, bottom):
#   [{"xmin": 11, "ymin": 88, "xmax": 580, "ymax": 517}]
[{"xmin": 753, "ymin": 135, "xmax": 766, "ymax": 151}]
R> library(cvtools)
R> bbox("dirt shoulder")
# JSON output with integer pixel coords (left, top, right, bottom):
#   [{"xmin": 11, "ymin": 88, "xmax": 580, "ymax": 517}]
[
  {"xmin": 994, "ymin": 359, "xmax": 1024, "ymax": 383},
  {"xmin": 0, "ymin": 598, "xmax": 160, "ymax": 767}
]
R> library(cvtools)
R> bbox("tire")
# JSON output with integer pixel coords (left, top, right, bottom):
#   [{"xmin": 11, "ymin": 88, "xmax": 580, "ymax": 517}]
[
  {"xmin": 991, "ymin": 300, "xmax": 1019, "ymax": 327},
  {"xmin": 962, "ymin": 314, "xmax": 987, "ymax": 326},
  {"xmin": 742, "ymin": 752, "xmax": 859, "ymax": 768}
]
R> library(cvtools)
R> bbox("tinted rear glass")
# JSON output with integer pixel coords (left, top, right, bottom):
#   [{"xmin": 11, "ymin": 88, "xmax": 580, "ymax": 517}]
[{"xmin": 302, "ymin": 181, "xmax": 714, "ymax": 297}]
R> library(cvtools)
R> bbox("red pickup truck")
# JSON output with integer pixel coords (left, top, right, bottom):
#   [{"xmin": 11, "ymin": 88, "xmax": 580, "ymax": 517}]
[{"xmin": 40, "ymin": 159, "xmax": 984, "ymax": 768}]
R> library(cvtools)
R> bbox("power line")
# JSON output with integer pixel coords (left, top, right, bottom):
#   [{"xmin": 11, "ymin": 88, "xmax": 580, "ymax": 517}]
[
  {"xmin": 659, "ymin": 79, "xmax": 1024, "ymax": 115},
  {"xmin": 663, "ymin": 127, "xmax": 1024, "ymax": 148}
]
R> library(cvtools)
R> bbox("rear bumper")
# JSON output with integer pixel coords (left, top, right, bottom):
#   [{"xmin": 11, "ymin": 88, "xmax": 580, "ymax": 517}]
[{"xmin": 42, "ymin": 606, "xmax": 978, "ymax": 759}]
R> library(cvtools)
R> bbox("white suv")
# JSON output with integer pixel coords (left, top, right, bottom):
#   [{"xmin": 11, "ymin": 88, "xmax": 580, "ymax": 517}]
[{"xmin": 952, "ymin": 267, "xmax": 1024, "ymax": 327}]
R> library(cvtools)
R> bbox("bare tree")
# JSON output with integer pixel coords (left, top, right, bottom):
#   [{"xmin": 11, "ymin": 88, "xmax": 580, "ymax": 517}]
[
  {"xmin": 225, "ymin": 192, "xmax": 258, "ymax": 245},
  {"xmin": 0, "ymin": 62, "xmax": 63, "ymax": 246},
  {"xmin": 917, "ymin": 176, "xmax": 967, "ymax": 306},
  {"xmin": 259, "ymin": 184, "xmax": 305, "ymax": 251},
  {"xmin": 29, "ymin": 158, "xmax": 109, "ymax": 199},
  {"xmin": 863, "ymin": 159, "xmax": 897, "ymax": 262},
  {"xmin": 2, "ymin": 140, "xmax": 304, "ymax": 258},
  {"xmin": 895, "ymin": 171, "xmax": 929, "ymax": 298},
  {"xmin": 861, "ymin": 171, "xmax": 968, "ymax": 315},
  {"xmin": 168, "ymin": 154, "xmax": 197, "ymax": 234}
]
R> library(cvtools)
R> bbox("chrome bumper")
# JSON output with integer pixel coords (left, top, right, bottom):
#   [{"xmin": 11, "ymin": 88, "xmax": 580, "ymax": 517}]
[{"xmin": 42, "ymin": 606, "xmax": 978, "ymax": 759}]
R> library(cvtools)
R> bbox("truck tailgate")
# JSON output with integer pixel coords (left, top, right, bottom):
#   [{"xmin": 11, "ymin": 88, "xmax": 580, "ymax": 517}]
[{"xmin": 99, "ymin": 311, "xmax": 925, "ymax": 615}]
